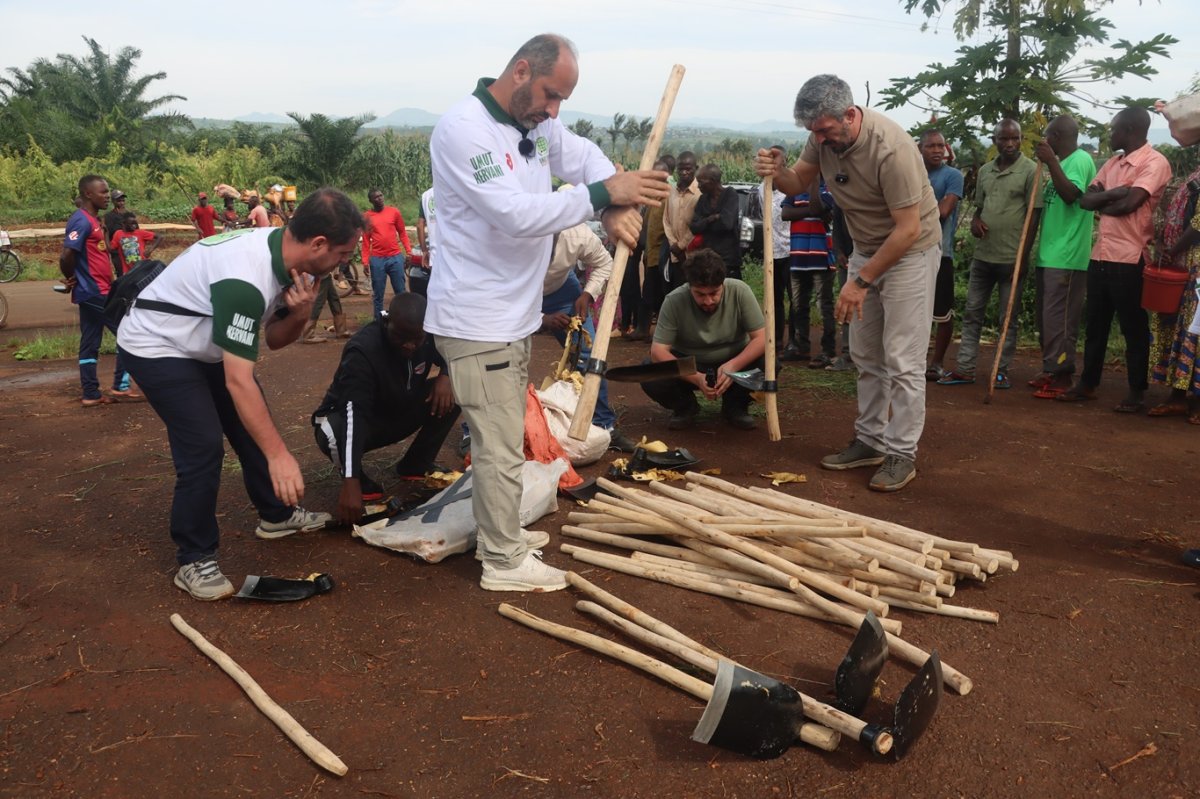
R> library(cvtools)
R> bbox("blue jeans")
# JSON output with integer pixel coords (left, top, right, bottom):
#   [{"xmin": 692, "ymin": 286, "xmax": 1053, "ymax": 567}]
[
  {"xmin": 78, "ymin": 296, "xmax": 129, "ymax": 400},
  {"xmin": 955, "ymin": 258, "xmax": 1023, "ymax": 375},
  {"xmin": 121, "ymin": 351, "xmax": 293, "ymax": 565},
  {"xmin": 541, "ymin": 272, "xmax": 617, "ymax": 429},
  {"xmin": 368, "ymin": 254, "xmax": 406, "ymax": 320}
]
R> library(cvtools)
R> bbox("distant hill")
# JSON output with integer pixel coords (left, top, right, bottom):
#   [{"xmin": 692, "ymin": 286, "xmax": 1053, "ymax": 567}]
[
  {"xmin": 233, "ymin": 112, "xmax": 294, "ymax": 125},
  {"xmin": 365, "ymin": 107, "xmax": 440, "ymax": 128}
]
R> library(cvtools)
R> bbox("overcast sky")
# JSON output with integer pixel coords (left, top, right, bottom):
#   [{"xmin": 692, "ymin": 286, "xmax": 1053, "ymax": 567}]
[{"xmin": 2, "ymin": 0, "xmax": 1194, "ymax": 133}]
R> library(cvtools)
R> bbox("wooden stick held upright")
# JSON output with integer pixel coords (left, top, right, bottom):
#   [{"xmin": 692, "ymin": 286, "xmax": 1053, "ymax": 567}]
[
  {"xmin": 569, "ymin": 64, "xmax": 686, "ymax": 440},
  {"xmin": 169, "ymin": 613, "xmax": 348, "ymax": 776},
  {"xmin": 985, "ymin": 161, "xmax": 1043, "ymax": 404},
  {"xmin": 762, "ymin": 176, "xmax": 782, "ymax": 441}
]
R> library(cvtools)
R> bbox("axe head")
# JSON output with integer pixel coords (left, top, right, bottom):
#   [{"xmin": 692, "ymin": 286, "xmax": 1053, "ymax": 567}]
[
  {"xmin": 692, "ymin": 659, "xmax": 803, "ymax": 760},
  {"xmin": 234, "ymin": 573, "xmax": 335, "ymax": 602},
  {"xmin": 605, "ymin": 356, "xmax": 697, "ymax": 383},
  {"xmin": 890, "ymin": 651, "xmax": 943, "ymax": 760},
  {"xmin": 834, "ymin": 611, "xmax": 888, "ymax": 716},
  {"xmin": 723, "ymin": 368, "xmax": 765, "ymax": 392}
]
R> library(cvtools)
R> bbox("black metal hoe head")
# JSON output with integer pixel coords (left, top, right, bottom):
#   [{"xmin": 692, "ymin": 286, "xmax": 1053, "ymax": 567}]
[
  {"xmin": 889, "ymin": 651, "xmax": 944, "ymax": 760},
  {"xmin": 834, "ymin": 611, "xmax": 888, "ymax": 716},
  {"xmin": 692, "ymin": 659, "xmax": 805, "ymax": 760}
]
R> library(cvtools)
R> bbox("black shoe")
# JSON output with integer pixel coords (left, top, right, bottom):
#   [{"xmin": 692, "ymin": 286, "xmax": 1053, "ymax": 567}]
[
  {"xmin": 781, "ymin": 344, "xmax": 808, "ymax": 362},
  {"xmin": 1183, "ymin": 549, "xmax": 1200, "ymax": 568},
  {"xmin": 668, "ymin": 399, "xmax": 700, "ymax": 430},
  {"xmin": 608, "ymin": 428, "xmax": 638, "ymax": 452},
  {"xmin": 723, "ymin": 408, "xmax": 756, "ymax": 430}
]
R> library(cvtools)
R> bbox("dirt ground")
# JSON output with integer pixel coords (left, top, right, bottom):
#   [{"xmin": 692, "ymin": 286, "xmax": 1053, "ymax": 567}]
[{"xmin": 1, "ymin": 294, "xmax": 1197, "ymax": 798}]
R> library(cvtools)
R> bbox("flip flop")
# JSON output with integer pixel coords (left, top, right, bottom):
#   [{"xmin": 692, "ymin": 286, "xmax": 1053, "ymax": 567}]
[
  {"xmin": 1113, "ymin": 400, "xmax": 1145, "ymax": 413},
  {"xmin": 1027, "ymin": 372, "xmax": 1055, "ymax": 389},
  {"xmin": 1032, "ymin": 386, "xmax": 1066, "ymax": 399},
  {"xmin": 1188, "ymin": 413, "xmax": 1200, "ymax": 426},
  {"xmin": 1147, "ymin": 403, "xmax": 1188, "ymax": 417}
]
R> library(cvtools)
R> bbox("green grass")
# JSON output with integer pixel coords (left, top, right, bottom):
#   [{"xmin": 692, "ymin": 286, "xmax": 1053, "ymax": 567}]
[
  {"xmin": 11, "ymin": 327, "xmax": 115, "ymax": 360},
  {"xmin": 13, "ymin": 256, "xmax": 60, "ymax": 282}
]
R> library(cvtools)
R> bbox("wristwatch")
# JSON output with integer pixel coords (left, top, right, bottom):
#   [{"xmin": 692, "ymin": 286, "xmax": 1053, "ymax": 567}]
[{"xmin": 853, "ymin": 274, "xmax": 872, "ymax": 289}]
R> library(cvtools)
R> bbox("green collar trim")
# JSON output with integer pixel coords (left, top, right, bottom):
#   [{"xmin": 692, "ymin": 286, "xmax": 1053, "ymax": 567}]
[
  {"xmin": 473, "ymin": 77, "xmax": 527, "ymax": 135},
  {"xmin": 268, "ymin": 228, "xmax": 291, "ymax": 286}
]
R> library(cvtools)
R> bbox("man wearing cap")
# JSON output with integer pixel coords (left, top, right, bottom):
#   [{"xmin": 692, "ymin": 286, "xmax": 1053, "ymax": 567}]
[
  {"xmin": 428, "ymin": 33, "xmax": 668, "ymax": 592},
  {"xmin": 191, "ymin": 192, "xmax": 219, "ymax": 240},
  {"xmin": 103, "ymin": 190, "xmax": 129, "ymax": 276}
]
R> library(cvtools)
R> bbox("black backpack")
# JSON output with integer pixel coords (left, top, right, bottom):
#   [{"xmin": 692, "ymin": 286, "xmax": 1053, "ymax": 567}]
[{"xmin": 104, "ymin": 260, "xmax": 209, "ymax": 326}]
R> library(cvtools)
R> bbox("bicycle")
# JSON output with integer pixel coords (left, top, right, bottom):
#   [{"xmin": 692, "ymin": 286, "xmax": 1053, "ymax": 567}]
[
  {"xmin": 0, "ymin": 229, "xmax": 21, "ymax": 283},
  {"xmin": 335, "ymin": 260, "xmax": 366, "ymax": 298}
]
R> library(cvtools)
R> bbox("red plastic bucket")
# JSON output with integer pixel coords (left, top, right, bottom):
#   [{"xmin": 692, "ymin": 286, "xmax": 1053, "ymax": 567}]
[{"xmin": 1141, "ymin": 266, "xmax": 1189, "ymax": 313}]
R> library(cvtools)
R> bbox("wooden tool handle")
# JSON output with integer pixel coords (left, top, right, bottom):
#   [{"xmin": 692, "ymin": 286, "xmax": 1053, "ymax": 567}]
[
  {"xmin": 498, "ymin": 602, "xmax": 712, "ymax": 699},
  {"xmin": 569, "ymin": 64, "xmax": 686, "ymax": 440},
  {"xmin": 985, "ymin": 160, "xmax": 1044, "ymax": 404},
  {"xmin": 170, "ymin": 613, "xmax": 348, "ymax": 777},
  {"xmin": 761, "ymin": 176, "xmax": 782, "ymax": 441}
]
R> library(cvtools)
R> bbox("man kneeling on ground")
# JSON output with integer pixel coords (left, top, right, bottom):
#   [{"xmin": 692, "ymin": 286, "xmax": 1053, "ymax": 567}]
[
  {"xmin": 642, "ymin": 248, "xmax": 766, "ymax": 430},
  {"xmin": 312, "ymin": 293, "xmax": 460, "ymax": 525}
]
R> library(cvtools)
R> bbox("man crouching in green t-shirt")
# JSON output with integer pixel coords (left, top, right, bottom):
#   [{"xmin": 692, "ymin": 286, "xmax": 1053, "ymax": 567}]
[{"xmin": 642, "ymin": 249, "xmax": 766, "ymax": 430}]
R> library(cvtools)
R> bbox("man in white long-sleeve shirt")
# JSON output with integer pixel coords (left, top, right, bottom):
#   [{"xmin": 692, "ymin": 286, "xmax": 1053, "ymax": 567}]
[{"xmin": 428, "ymin": 33, "xmax": 668, "ymax": 592}]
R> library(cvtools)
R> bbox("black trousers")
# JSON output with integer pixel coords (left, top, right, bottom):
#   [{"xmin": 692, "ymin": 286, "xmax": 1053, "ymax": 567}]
[
  {"xmin": 641, "ymin": 354, "xmax": 764, "ymax": 414},
  {"xmin": 122, "ymin": 351, "xmax": 293, "ymax": 566},
  {"xmin": 1080, "ymin": 259, "xmax": 1149, "ymax": 392},
  {"xmin": 312, "ymin": 396, "xmax": 459, "ymax": 479}
]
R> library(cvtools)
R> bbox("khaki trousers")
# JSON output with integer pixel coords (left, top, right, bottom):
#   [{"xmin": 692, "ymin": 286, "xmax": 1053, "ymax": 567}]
[{"xmin": 434, "ymin": 335, "xmax": 531, "ymax": 568}]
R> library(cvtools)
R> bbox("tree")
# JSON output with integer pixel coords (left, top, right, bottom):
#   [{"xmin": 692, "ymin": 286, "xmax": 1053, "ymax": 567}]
[
  {"xmin": 0, "ymin": 37, "xmax": 189, "ymax": 165},
  {"xmin": 605, "ymin": 112, "xmax": 627, "ymax": 154},
  {"xmin": 881, "ymin": 1, "xmax": 1176, "ymax": 144},
  {"xmin": 276, "ymin": 112, "xmax": 375, "ymax": 188},
  {"xmin": 567, "ymin": 118, "xmax": 596, "ymax": 142},
  {"xmin": 622, "ymin": 117, "xmax": 654, "ymax": 151}
]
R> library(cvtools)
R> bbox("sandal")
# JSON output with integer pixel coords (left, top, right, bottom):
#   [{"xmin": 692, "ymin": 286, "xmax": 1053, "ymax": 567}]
[
  {"xmin": 1027, "ymin": 372, "xmax": 1055, "ymax": 389},
  {"xmin": 1114, "ymin": 400, "xmax": 1145, "ymax": 414},
  {"xmin": 1147, "ymin": 402, "xmax": 1188, "ymax": 417},
  {"xmin": 1188, "ymin": 412, "xmax": 1200, "ymax": 426},
  {"xmin": 1032, "ymin": 386, "xmax": 1067, "ymax": 399}
]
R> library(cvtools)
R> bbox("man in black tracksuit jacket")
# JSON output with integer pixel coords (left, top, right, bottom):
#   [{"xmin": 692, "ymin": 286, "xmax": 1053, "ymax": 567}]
[{"xmin": 312, "ymin": 293, "xmax": 459, "ymax": 524}]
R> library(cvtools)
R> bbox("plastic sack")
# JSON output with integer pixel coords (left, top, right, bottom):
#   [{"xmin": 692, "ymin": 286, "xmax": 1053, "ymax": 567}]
[
  {"xmin": 213, "ymin": 183, "xmax": 240, "ymax": 200},
  {"xmin": 1158, "ymin": 94, "xmax": 1200, "ymax": 147},
  {"xmin": 536, "ymin": 380, "xmax": 609, "ymax": 466},
  {"xmin": 352, "ymin": 459, "xmax": 567, "ymax": 563},
  {"xmin": 523, "ymin": 384, "xmax": 584, "ymax": 488}
]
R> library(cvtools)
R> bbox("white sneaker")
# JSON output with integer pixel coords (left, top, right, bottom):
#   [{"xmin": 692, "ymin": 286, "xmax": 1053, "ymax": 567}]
[
  {"xmin": 255, "ymin": 507, "xmax": 333, "ymax": 540},
  {"xmin": 174, "ymin": 557, "xmax": 235, "ymax": 601},
  {"xmin": 474, "ymin": 529, "xmax": 551, "ymax": 561},
  {"xmin": 479, "ymin": 550, "xmax": 567, "ymax": 592}
]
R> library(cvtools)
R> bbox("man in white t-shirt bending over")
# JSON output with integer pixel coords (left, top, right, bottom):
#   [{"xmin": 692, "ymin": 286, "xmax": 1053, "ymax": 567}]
[
  {"xmin": 118, "ymin": 188, "xmax": 365, "ymax": 600},
  {"xmin": 428, "ymin": 33, "xmax": 668, "ymax": 592}
]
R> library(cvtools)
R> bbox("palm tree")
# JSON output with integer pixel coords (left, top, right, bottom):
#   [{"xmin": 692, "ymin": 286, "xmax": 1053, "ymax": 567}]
[
  {"xmin": 605, "ymin": 113, "xmax": 627, "ymax": 155},
  {"xmin": 279, "ymin": 112, "xmax": 376, "ymax": 188},
  {"xmin": 568, "ymin": 119, "xmax": 596, "ymax": 141},
  {"xmin": 0, "ymin": 37, "xmax": 188, "ymax": 162}
]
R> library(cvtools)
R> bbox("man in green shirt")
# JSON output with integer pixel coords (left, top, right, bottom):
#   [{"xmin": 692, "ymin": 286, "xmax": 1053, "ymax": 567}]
[
  {"xmin": 643, "ymin": 249, "xmax": 766, "ymax": 429},
  {"xmin": 1029, "ymin": 115, "xmax": 1096, "ymax": 396},
  {"xmin": 939, "ymin": 119, "xmax": 1042, "ymax": 389}
]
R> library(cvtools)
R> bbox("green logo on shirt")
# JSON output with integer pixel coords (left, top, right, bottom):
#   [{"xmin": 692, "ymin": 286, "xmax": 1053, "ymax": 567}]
[{"xmin": 469, "ymin": 151, "xmax": 504, "ymax": 184}]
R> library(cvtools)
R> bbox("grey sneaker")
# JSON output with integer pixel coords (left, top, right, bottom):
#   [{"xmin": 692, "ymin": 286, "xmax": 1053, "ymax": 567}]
[
  {"xmin": 255, "ymin": 507, "xmax": 333, "ymax": 540},
  {"xmin": 475, "ymin": 529, "xmax": 550, "ymax": 561},
  {"xmin": 479, "ymin": 549, "xmax": 567, "ymax": 592},
  {"xmin": 174, "ymin": 558, "xmax": 235, "ymax": 601},
  {"xmin": 868, "ymin": 454, "xmax": 917, "ymax": 492},
  {"xmin": 825, "ymin": 355, "xmax": 855, "ymax": 372},
  {"xmin": 820, "ymin": 439, "xmax": 886, "ymax": 471}
]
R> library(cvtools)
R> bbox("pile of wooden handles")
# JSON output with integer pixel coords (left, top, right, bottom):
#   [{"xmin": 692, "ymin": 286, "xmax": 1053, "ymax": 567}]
[{"xmin": 559, "ymin": 472, "xmax": 1018, "ymax": 696}]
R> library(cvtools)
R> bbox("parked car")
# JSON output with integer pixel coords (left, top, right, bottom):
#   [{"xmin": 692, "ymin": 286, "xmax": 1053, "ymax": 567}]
[{"xmin": 727, "ymin": 182, "xmax": 764, "ymax": 256}]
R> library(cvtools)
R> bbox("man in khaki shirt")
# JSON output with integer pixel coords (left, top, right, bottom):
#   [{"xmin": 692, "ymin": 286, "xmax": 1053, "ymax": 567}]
[
  {"xmin": 662, "ymin": 151, "xmax": 701, "ymax": 292},
  {"xmin": 757, "ymin": 74, "xmax": 940, "ymax": 492}
]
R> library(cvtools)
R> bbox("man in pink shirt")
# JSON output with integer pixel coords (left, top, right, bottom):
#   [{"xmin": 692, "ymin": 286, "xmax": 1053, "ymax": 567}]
[
  {"xmin": 1058, "ymin": 107, "xmax": 1172, "ymax": 412},
  {"xmin": 362, "ymin": 188, "xmax": 413, "ymax": 319}
]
